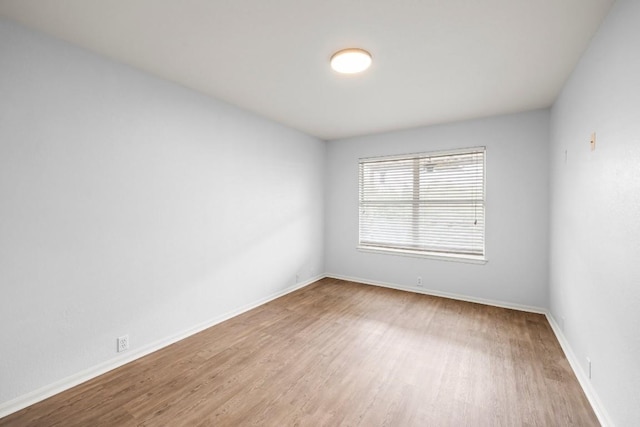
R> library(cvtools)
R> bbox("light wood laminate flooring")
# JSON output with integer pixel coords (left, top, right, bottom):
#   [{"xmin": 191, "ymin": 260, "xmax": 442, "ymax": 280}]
[{"xmin": 0, "ymin": 278, "xmax": 599, "ymax": 426}]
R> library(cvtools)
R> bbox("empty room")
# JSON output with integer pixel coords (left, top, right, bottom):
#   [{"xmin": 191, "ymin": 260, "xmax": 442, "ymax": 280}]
[{"xmin": 0, "ymin": 1, "xmax": 638, "ymax": 426}]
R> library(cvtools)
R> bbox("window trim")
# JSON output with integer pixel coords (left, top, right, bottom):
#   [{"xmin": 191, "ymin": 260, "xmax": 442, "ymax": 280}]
[{"xmin": 358, "ymin": 146, "xmax": 487, "ymax": 263}]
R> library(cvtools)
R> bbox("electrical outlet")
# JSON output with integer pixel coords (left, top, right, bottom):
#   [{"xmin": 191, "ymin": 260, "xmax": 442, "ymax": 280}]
[
  {"xmin": 295, "ymin": 273, "xmax": 300, "ymax": 283},
  {"xmin": 560, "ymin": 316, "xmax": 566, "ymax": 332},
  {"xmin": 117, "ymin": 335, "xmax": 129, "ymax": 353},
  {"xmin": 586, "ymin": 357, "xmax": 592, "ymax": 379},
  {"xmin": 417, "ymin": 276, "xmax": 423, "ymax": 287}
]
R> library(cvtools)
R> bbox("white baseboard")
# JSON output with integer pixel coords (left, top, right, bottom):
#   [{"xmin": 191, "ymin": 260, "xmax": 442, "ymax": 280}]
[
  {"xmin": 325, "ymin": 273, "xmax": 547, "ymax": 314},
  {"xmin": 2, "ymin": 274, "xmax": 612, "ymax": 427},
  {"xmin": 545, "ymin": 314, "xmax": 614, "ymax": 427},
  {"xmin": 0, "ymin": 275, "xmax": 323, "ymax": 419}
]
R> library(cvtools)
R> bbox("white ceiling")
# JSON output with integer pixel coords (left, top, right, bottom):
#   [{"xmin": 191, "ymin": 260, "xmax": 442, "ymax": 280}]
[{"xmin": 0, "ymin": 0, "xmax": 614, "ymax": 140}]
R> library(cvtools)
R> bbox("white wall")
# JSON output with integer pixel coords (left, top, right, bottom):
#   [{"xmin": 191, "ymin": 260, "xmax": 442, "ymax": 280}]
[
  {"xmin": 4, "ymin": 1, "xmax": 637, "ymax": 422},
  {"xmin": 0, "ymin": 18, "xmax": 324, "ymax": 407},
  {"xmin": 549, "ymin": 0, "xmax": 640, "ymax": 425},
  {"xmin": 325, "ymin": 110, "xmax": 549, "ymax": 309}
]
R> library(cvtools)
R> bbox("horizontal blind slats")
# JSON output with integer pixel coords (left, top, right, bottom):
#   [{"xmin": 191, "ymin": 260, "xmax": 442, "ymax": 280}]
[{"xmin": 359, "ymin": 148, "xmax": 485, "ymax": 258}]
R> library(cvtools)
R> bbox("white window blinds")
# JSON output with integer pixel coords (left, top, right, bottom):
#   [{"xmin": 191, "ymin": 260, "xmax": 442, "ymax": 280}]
[{"xmin": 359, "ymin": 147, "xmax": 485, "ymax": 260}]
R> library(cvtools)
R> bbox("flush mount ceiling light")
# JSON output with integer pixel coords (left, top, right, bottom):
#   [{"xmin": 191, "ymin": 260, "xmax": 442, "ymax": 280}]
[{"xmin": 330, "ymin": 48, "xmax": 372, "ymax": 74}]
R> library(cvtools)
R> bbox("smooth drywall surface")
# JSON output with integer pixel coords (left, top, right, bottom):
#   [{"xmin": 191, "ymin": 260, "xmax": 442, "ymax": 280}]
[
  {"xmin": 0, "ymin": 18, "xmax": 324, "ymax": 406},
  {"xmin": 549, "ymin": 0, "xmax": 640, "ymax": 425},
  {"xmin": 325, "ymin": 110, "xmax": 549, "ymax": 308}
]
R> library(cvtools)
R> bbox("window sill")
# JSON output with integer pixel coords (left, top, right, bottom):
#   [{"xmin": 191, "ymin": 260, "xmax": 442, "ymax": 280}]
[{"xmin": 357, "ymin": 245, "xmax": 488, "ymax": 265}]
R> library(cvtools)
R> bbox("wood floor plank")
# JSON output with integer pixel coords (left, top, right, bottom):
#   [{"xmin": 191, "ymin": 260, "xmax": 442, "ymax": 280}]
[{"xmin": 0, "ymin": 278, "xmax": 599, "ymax": 426}]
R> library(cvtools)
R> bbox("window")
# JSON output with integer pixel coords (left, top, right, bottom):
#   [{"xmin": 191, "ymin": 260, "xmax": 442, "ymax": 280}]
[{"xmin": 358, "ymin": 147, "xmax": 485, "ymax": 262}]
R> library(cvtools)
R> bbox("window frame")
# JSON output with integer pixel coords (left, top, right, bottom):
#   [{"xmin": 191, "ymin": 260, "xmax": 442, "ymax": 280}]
[{"xmin": 357, "ymin": 146, "xmax": 487, "ymax": 264}]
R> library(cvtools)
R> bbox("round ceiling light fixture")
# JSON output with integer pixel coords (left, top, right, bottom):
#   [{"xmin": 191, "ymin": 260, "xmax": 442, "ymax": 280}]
[{"xmin": 330, "ymin": 48, "xmax": 372, "ymax": 74}]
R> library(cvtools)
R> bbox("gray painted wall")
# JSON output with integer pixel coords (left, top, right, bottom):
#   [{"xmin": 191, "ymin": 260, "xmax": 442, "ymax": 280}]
[
  {"xmin": 325, "ymin": 110, "xmax": 550, "ymax": 309},
  {"xmin": 0, "ymin": 18, "xmax": 325, "ymax": 405},
  {"xmin": 2, "ymin": 1, "xmax": 638, "ymax": 423},
  {"xmin": 549, "ymin": 0, "xmax": 640, "ymax": 425}
]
